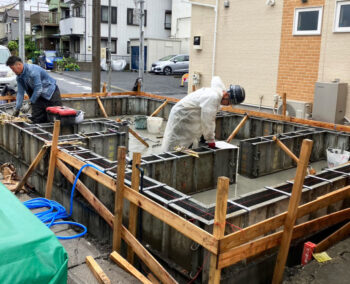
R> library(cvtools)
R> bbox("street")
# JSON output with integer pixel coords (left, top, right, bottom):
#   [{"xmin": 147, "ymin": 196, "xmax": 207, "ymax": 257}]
[{"xmin": 51, "ymin": 71, "xmax": 188, "ymax": 100}]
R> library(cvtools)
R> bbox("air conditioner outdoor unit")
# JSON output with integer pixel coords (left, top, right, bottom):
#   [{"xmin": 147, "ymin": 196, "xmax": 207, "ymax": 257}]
[{"xmin": 277, "ymin": 99, "xmax": 312, "ymax": 119}]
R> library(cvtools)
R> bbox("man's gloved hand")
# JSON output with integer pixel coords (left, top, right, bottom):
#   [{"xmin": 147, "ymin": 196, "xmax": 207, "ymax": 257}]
[
  {"xmin": 21, "ymin": 101, "xmax": 31, "ymax": 113},
  {"xmin": 208, "ymin": 141, "xmax": 216, "ymax": 149},
  {"xmin": 12, "ymin": 108, "xmax": 20, "ymax": 117}
]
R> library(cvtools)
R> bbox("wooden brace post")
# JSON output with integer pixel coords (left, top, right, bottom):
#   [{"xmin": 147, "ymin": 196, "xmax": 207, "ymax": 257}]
[
  {"xmin": 127, "ymin": 152, "xmax": 141, "ymax": 264},
  {"xmin": 150, "ymin": 100, "xmax": 168, "ymax": 117},
  {"xmin": 97, "ymin": 96, "xmax": 108, "ymax": 118},
  {"xmin": 272, "ymin": 139, "xmax": 313, "ymax": 284},
  {"xmin": 226, "ymin": 114, "xmax": 249, "ymax": 143},
  {"xmin": 113, "ymin": 146, "xmax": 126, "ymax": 252},
  {"xmin": 45, "ymin": 120, "xmax": 61, "ymax": 199},
  {"xmin": 86, "ymin": 256, "xmax": 111, "ymax": 284},
  {"xmin": 129, "ymin": 128, "xmax": 149, "ymax": 147},
  {"xmin": 208, "ymin": 176, "xmax": 229, "ymax": 284}
]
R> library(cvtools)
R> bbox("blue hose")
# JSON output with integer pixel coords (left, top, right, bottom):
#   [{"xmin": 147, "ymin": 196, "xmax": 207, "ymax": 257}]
[{"xmin": 23, "ymin": 163, "xmax": 105, "ymax": 239}]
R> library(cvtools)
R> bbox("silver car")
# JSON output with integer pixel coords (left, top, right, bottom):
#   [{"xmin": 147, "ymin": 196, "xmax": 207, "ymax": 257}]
[
  {"xmin": 0, "ymin": 45, "xmax": 17, "ymax": 94},
  {"xmin": 151, "ymin": 54, "xmax": 189, "ymax": 75}
]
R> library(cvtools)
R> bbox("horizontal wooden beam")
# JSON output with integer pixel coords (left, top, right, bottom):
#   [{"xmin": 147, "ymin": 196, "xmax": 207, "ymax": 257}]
[
  {"xmin": 218, "ymin": 208, "xmax": 350, "ymax": 269},
  {"xmin": 56, "ymin": 150, "xmax": 117, "ymax": 192},
  {"xmin": 123, "ymin": 184, "xmax": 218, "ymax": 254},
  {"xmin": 220, "ymin": 185, "xmax": 350, "ymax": 252}
]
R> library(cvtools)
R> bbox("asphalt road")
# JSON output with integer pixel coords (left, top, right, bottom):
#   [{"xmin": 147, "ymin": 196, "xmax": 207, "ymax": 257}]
[{"xmin": 51, "ymin": 70, "xmax": 188, "ymax": 99}]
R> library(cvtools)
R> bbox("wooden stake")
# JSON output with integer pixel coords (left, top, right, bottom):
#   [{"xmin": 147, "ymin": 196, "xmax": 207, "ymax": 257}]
[
  {"xmin": 208, "ymin": 177, "xmax": 229, "ymax": 284},
  {"xmin": 110, "ymin": 251, "xmax": 152, "ymax": 284},
  {"xmin": 15, "ymin": 146, "xmax": 48, "ymax": 193},
  {"xmin": 150, "ymin": 100, "xmax": 168, "ymax": 117},
  {"xmin": 127, "ymin": 152, "xmax": 141, "ymax": 264},
  {"xmin": 86, "ymin": 256, "xmax": 111, "ymax": 284},
  {"xmin": 272, "ymin": 139, "xmax": 313, "ymax": 284},
  {"xmin": 97, "ymin": 97, "xmax": 108, "ymax": 118},
  {"xmin": 102, "ymin": 82, "xmax": 107, "ymax": 93},
  {"xmin": 314, "ymin": 221, "xmax": 350, "ymax": 253},
  {"xmin": 129, "ymin": 128, "xmax": 149, "ymax": 147},
  {"xmin": 147, "ymin": 273, "xmax": 160, "ymax": 284},
  {"xmin": 113, "ymin": 146, "xmax": 126, "ymax": 252},
  {"xmin": 45, "ymin": 120, "xmax": 60, "ymax": 199},
  {"xmin": 226, "ymin": 114, "xmax": 249, "ymax": 143},
  {"xmin": 282, "ymin": 93, "xmax": 287, "ymax": 117},
  {"xmin": 273, "ymin": 136, "xmax": 299, "ymax": 163}
]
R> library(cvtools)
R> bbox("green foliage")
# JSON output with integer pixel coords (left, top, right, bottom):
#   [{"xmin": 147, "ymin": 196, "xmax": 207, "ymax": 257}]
[
  {"xmin": 25, "ymin": 36, "xmax": 38, "ymax": 60},
  {"xmin": 56, "ymin": 57, "xmax": 80, "ymax": 71},
  {"xmin": 8, "ymin": 41, "xmax": 18, "ymax": 52}
]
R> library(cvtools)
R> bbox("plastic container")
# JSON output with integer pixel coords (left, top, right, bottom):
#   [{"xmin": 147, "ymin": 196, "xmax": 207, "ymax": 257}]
[
  {"xmin": 147, "ymin": 117, "xmax": 163, "ymax": 134},
  {"xmin": 134, "ymin": 115, "xmax": 147, "ymax": 129},
  {"xmin": 46, "ymin": 106, "xmax": 78, "ymax": 126}
]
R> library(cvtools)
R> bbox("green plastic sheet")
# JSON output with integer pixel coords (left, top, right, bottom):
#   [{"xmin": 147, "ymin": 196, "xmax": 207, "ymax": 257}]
[{"xmin": 0, "ymin": 182, "xmax": 68, "ymax": 284}]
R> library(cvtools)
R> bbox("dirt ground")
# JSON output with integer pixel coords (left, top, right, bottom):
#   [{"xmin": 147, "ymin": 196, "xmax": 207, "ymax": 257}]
[{"xmin": 284, "ymin": 236, "xmax": 350, "ymax": 284}]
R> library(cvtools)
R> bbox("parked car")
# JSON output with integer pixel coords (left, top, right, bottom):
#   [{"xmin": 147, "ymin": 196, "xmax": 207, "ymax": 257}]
[
  {"xmin": 0, "ymin": 45, "xmax": 17, "ymax": 95},
  {"xmin": 151, "ymin": 54, "xmax": 189, "ymax": 75},
  {"xmin": 38, "ymin": 50, "xmax": 63, "ymax": 70}
]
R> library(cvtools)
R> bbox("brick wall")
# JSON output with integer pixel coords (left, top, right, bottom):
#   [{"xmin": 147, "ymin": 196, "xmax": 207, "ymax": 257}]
[{"xmin": 276, "ymin": 0, "xmax": 325, "ymax": 102}]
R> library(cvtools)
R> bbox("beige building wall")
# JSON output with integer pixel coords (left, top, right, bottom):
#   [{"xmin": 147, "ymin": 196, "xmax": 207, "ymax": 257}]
[
  {"xmin": 318, "ymin": 0, "xmax": 350, "ymax": 117},
  {"xmin": 189, "ymin": 0, "xmax": 283, "ymax": 107}
]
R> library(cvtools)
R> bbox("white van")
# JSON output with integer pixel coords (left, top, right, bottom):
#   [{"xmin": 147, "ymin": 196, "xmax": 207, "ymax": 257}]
[{"xmin": 0, "ymin": 45, "xmax": 17, "ymax": 94}]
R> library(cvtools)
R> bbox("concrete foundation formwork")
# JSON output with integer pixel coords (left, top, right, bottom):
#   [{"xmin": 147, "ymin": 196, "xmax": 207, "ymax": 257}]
[{"xmin": 1, "ymin": 95, "xmax": 349, "ymax": 283}]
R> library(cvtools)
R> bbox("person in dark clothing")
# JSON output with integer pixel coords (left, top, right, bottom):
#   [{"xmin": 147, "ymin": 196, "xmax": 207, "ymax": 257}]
[{"xmin": 6, "ymin": 56, "xmax": 62, "ymax": 123}]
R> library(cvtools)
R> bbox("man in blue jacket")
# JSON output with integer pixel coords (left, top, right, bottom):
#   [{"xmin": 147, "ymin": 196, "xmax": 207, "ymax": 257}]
[{"xmin": 6, "ymin": 56, "xmax": 62, "ymax": 123}]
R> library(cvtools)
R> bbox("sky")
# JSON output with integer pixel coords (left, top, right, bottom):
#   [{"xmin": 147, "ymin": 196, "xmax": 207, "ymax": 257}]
[{"xmin": 1, "ymin": 0, "xmax": 49, "ymax": 12}]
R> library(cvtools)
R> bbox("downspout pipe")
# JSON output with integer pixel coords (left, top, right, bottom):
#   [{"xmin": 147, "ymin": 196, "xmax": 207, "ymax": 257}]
[{"xmin": 190, "ymin": 1, "xmax": 218, "ymax": 78}]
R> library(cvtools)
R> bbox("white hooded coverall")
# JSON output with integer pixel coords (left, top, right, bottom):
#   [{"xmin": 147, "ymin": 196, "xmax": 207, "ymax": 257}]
[{"xmin": 161, "ymin": 76, "xmax": 226, "ymax": 152}]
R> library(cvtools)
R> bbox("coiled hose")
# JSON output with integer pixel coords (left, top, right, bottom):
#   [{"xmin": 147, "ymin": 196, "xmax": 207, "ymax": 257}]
[{"xmin": 23, "ymin": 163, "xmax": 105, "ymax": 240}]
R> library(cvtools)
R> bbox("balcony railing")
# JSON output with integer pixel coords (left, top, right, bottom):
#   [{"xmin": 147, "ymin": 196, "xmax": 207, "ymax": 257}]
[
  {"xmin": 60, "ymin": 17, "xmax": 85, "ymax": 36},
  {"xmin": 31, "ymin": 12, "xmax": 60, "ymax": 26}
]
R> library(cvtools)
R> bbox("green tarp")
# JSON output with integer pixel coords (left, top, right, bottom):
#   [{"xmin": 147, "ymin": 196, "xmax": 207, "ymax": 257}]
[{"xmin": 0, "ymin": 182, "xmax": 68, "ymax": 284}]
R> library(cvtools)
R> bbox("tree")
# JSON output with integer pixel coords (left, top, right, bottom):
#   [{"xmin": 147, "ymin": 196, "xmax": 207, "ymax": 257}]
[
  {"xmin": 25, "ymin": 36, "xmax": 38, "ymax": 60},
  {"xmin": 7, "ymin": 41, "xmax": 18, "ymax": 55}
]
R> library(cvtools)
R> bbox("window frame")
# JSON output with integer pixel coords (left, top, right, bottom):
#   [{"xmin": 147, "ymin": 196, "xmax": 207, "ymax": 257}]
[
  {"xmin": 164, "ymin": 10, "xmax": 171, "ymax": 30},
  {"xmin": 127, "ymin": 8, "xmax": 147, "ymax": 26},
  {"xmin": 334, "ymin": 1, "xmax": 350, "ymax": 32},
  {"xmin": 101, "ymin": 6, "xmax": 117, "ymax": 24},
  {"xmin": 293, "ymin": 6, "xmax": 323, "ymax": 36},
  {"xmin": 101, "ymin": 38, "xmax": 117, "ymax": 54}
]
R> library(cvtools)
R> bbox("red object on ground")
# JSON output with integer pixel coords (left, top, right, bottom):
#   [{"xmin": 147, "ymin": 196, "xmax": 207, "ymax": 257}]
[
  {"xmin": 208, "ymin": 142, "xmax": 216, "ymax": 149},
  {"xmin": 301, "ymin": 241, "xmax": 316, "ymax": 265},
  {"xmin": 46, "ymin": 106, "xmax": 77, "ymax": 116}
]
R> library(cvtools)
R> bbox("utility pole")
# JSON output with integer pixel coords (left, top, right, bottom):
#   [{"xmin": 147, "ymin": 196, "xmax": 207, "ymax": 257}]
[
  {"xmin": 107, "ymin": 0, "xmax": 112, "ymax": 92},
  {"xmin": 19, "ymin": 0, "xmax": 25, "ymax": 61},
  {"xmin": 92, "ymin": 0, "xmax": 101, "ymax": 92},
  {"xmin": 138, "ymin": 0, "xmax": 145, "ymax": 91}
]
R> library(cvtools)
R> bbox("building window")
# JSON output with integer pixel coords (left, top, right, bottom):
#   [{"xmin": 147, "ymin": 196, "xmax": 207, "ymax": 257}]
[
  {"xmin": 334, "ymin": 1, "xmax": 350, "ymax": 32},
  {"xmin": 293, "ymin": 7, "xmax": 323, "ymax": 35},
  {"xmin": 101, "ymin": 6, "xmax": 117, "ymax": 24},
  {"xmin": 127, "ymin": 41, "xmax": 130, "ymax": 54},
  {"xmin": 74, "ymin": 39, "xmax": 80, "ymax": 53},
  {"xmin": 164, "ymin": 10, "xmax": 171, "ymax": 29},
  {"xmin": 101, "ymin": 38, "xmax": 117, "ymax": 54},
  {"xmin": 127, "ymin": 8, "xmax": 147, "ymax": 26},
  {"xmin": 73, "ymin": 6, "xmax": 81, "ymax": 17}
]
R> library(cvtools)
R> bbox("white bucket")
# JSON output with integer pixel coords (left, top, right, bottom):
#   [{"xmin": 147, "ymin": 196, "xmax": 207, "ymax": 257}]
[{"xmin": 147, "ymin": 117, "xmax": 163, "ymax": 134}]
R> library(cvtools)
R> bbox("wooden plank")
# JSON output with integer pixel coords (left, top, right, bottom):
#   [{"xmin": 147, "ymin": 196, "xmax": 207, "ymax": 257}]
[
  {"xmin": 147, "ymin": 273, "xmax": 160, "ymax": 284},
  {"xmin": 56, "ymin": 158, "xmax": 114, "ymax": 227},
  {"xmin": 45, "ymin": 120, "xmax": 61, "ymax": 199},
  {"xmin": 226, "ymin": 114, "xmax": 249, "ymax": 143},
  {"xmin": 123, "ymin": 183, "xmax": 218, "ymax": 254},
  {"xmin": 129, "ymin": 128, "xmax": 149, "ymax": 147},
  {"xmin": 113, "ymin": 146, "xmax": 126, "ymax": 252},
  {"xmin": 86, "ymin": 256, "xmax": 111, "ymax": 284},
  {"xmin": 218, "ymin": 208, "xmax": 350, "ymax": 269},
  {"xmin": 314, "ymin": 221, "xmax": 350, "ymax": 253},
  {"xmin": 209, "ymin": 177, "xmax": 229, "ymax": 284},
  {"xmin": 97, "ymin": 96, "xmax": 108, "ymax": 118},
  {"xmin": 127, "ymin": 152, "xmax": 141, "ymax": 264},
  {"xmin": 272, "ymin": 139, "xmax": 313, "ymax": 284},
  {"xmin": 150, "ymin": 100, "xmax": 168, "ymax": 117},
  {"xmin": 273, "ymin": 136, "xmax": 299, "ymax": 163},
  {"xmin": 121, "ymin": 226, "xmax": 177, "ymax": 284},
  {"xmin": 220, "ymin": 185, "xmax": 350, "ymax": 252},
  {"xmin": 110, "ymin": 251, "xmax": 152, "ymax": 284},
  {"xmin": 57, "ymin": 150, "xmax": 117, "ymax": 192},
  {"xmin": 15, "ymin": 146, "xmax": 48, "ymax": 193}
]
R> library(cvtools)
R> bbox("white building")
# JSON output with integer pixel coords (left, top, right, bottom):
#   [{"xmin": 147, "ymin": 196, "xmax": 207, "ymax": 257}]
[
  {"xmin": 59, "ymin": 0, "xmax": 172, "ymax": 64},
  {"xmin": 170, "ymin": 0, "xmax": 191, "ymax": 54}
]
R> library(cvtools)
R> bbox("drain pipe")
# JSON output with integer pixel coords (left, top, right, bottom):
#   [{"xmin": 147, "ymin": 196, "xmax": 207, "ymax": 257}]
[{"xmin": 190, "ymin": 1, "xmax": 218, "ymax": 77}]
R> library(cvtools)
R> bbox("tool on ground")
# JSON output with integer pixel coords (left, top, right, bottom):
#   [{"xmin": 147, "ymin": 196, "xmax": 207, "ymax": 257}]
[
  {"xmin": 129, "ymin": 128, "xmax": 149, "ymax": 147},
  {"xmin": 226, "ymin": 114, "xmax": 249, "ymax": 143},
  {"xmin": 174, "ymin": 146, "xmax": 199, "ymax": 158},
  {"xmin": 150, "ymin": 100, "xmax": 168, "ymax": 117},
  {"xmin": 272, "ymin": 135, "xmax": 316, "ymax": 174}
]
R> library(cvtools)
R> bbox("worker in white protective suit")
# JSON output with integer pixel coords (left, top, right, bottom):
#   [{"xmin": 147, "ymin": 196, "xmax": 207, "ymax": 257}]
[{"xmin": 162, "ymin": 76, "xmax": 245, "ymax": 152}]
